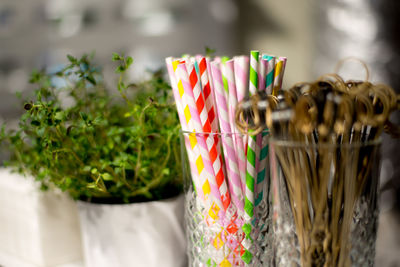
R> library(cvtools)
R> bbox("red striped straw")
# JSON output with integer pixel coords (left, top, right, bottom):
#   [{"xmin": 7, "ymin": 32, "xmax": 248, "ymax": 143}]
[
  {"xmin": 174, "ymin": 61, "xmax": 224, "ymax": 215},
  {"xmin": 211, "ymin": 61, "xmax": 244, "ymax": 214},
  {"xmin": 187, "ymin": 61, "xmax": 231, "ymax": 211},
  {"xmin": 205, "ymin": 57, "xmax": 219, "ymax": 129},
  {"xmin": 198, "ymin": 57, "xmax": 225, "ymax": 176},
  {"xmin": 224, "ymin": 59, "xmax": 247, "ymax": 194},
  {"xmin": 198, "ymin": 57, "xmax": 219, "ymax": 133}
]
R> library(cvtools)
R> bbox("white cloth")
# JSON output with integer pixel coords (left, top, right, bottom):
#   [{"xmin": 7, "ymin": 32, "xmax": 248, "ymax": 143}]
[{"xmin": 77, "ymin": 195, "xmax": 186, "ymax": 267}]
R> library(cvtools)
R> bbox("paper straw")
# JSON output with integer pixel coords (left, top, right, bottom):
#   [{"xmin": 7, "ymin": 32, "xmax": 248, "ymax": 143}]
[
  {"xmin": 199, "ymin": 57, "xmax": 219, "ymax": 133},
  {"xmin": 223, "ymin": 59, "xmax": 246, "ymax": 195},
  {"xmin": 206, "ymin": 58, "xmax": 220, "ymax": 131},
  {"xmin": 210, "ymin": 61, "xmax": 244, "ymax": 213},
  {"xmin": 272, "ymin": 57, "xmax": 287, "ymax": 96},
  {"xmin": 187, "ymin": 62, "xmax": 211, "ymax": 133},
  {"xmin": 173, "ymin": 61, "xmax": 224, "ymax": 218},
  {"xmin": 221, "ymin": 56, "xmax": 230, "ymax": 101},
  {"xmin": 187, "ymin": 61, "xmax": 231, "ymax": 211},
  {"xmin": 192, "ymin": 57, "xmax": 201, "ymax": 81},
  {"xmin": 224, "ymin": 59, "xmax": 247, "ymax": 194},
  {"xmin": 234, "ymin": 56, "xmax": 250, "ymax": 156},
  {"xmin": 263, "ymin": 55, "xmax": 276, "ymax": 95},
  {"xmin": 202, "ymin": 57, "xmax": 226, "ymax": 182},
  {"xmin": 255, "ymin": 131, "xmax": 269, "ymax": 207},
  {"xmin": 255, "ymin": 56, "xmax": 267, "ymax": 201},
  {"xmin": 234, "ymin": 56, "xmax": 249, "ymax": 103},
  {"xmin": 245, "ymin": 51, "xmax": 259, "ymax": 217},
  {"xmin": 258, "ymin": 57, "xmax": 267, "ymax": 91},
  {"xmin": 241, "ymin": 50, "xmax": 261, "ymax": 264},
  {"xmin": 165, "ymin": 57, "xmax": 203, "ymax": 200},
  {"xmin": 249, "ymin": 50, "xmax": 259, "ymax": 96},
  {"xmin": 254, "ymin": 54, "xmax": 275, "ymax": 208}
]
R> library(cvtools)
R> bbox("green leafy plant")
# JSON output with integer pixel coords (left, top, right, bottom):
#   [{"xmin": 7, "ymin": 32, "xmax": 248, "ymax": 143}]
[{"xmin": 0, "ymin": 53, "xmax": 182, "ymax": 203}]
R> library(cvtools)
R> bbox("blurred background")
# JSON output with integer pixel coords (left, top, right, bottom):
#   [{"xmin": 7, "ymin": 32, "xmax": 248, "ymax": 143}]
[{"xmin": 0, "ymin": 0, "xmax": 399, "ymax": 265}]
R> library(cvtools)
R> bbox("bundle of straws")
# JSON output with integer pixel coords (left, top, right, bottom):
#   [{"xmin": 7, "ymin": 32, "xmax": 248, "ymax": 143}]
[
  {"xmin": 165, "ymin": 51, "xmax": 287, "ymax": 265},
  {"xmin": 236, "ymin": 60, "xmax": 400, "ymax": 266}
]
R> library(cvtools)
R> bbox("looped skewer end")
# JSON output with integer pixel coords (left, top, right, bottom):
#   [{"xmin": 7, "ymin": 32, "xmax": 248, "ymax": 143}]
[
  {"xmin": 334, "ymin": 57, "xmax": 370, "ymax": 82},
  {"xmin": 235, "ymin": 95, "xmax": 262, "ymax": 135}
]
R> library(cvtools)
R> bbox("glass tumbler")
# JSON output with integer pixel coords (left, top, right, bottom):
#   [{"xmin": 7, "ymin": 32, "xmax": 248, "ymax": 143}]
[
  {"xmin": 181, "ymin": 131, "xmax": 273, "ymax": 267},
  {"xmin": 269, "ymin": 139, "xmax": 381, "ymax": 267}
]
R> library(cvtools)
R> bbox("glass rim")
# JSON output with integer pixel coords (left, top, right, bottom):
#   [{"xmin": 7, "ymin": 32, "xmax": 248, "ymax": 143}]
[
  {"xmin": 269, "ymin": 138, "xmax": 382, "ymax": 148},
  {"xmin": 180, "ymin": 130, "xmax": 270, "ymax": 136}
]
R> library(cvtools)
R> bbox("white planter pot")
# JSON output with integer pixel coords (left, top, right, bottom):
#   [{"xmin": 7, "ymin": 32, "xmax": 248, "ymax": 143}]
[
  {"xmin": 77, "ymin": 195, "xmax": 186, "ymax": 267},
  {"xmin": 0, "ymin": 168, "xmax": 83, "ymax": 267}
]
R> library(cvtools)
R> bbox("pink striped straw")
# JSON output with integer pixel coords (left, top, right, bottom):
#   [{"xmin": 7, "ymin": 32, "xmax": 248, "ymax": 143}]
[
  {"xmin": 233, "ymin": 56, "xmax": 250, "ymax": 154},
  {"xmin": 258, "ymin": 57, "xmax": 267, "ymax": 91},
  {"xmin": 187, "ymin": 61, "xmax": 231, "ymax": 211},
  {"xmin": 223, "ymin": 59, "xmax": 247, "ymax": 194},
  {"xmin": 211, "ymin": 61, "xmax": 244, "ymax": 214},
  {"xmin": 174, "ymin": 61, "xmax": 224, "ymax": 214},
  {"xmin": 165, "ymin": 57, "xmax": 204, "ymax": 201},
  {"xmin": 233, "ymin": 56, "xmax": 249, "ymax": 103}
]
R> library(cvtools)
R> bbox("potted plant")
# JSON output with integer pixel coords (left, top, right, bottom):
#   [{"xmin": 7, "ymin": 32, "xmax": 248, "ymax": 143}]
[{"xmin": 1, "ymin": 53, "xmax": 186, "ymax": 267}]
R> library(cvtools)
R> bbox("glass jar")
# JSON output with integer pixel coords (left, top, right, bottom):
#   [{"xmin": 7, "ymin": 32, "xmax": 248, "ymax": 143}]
[
  {"xmin": 269, "ymin": 139, "xmax": 381, "ymax": 267},
  {"xmin": 181, "ymin": 131, "xmax": 272, "ymax": 266}
]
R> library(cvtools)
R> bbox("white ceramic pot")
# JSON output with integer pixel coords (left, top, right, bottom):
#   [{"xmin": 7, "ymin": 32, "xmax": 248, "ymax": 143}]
[
  {"xmin": 0, "ymin": 168, "xmax": 83, "ymax": 267},
  {"xmin": 77, "ymin": 194, "xmax": 186, "ymax": 267}
]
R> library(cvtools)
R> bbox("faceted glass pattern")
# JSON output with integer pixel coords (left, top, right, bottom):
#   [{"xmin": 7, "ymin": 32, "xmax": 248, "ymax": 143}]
[
  {"xmin": 270, "ymin": 140, "xmax": 381, "ymax": 267},
  {"xmin": 181, "ymin": 132, "xmax": 273, "ymax": 267}
]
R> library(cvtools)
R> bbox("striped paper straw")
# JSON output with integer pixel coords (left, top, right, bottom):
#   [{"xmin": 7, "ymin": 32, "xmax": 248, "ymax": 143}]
[
  {"xmin": 221, "ymin": 56, "xmax": 230, "ymax": 101},
  {"xmin": 234, "ymin": 56, "xmax": 250, "ymax": 156},
  {"xmin": 205, "ymin": 57, "xmax": 219, "ymax": 132},
  {"xmin": 199, "ymin": 57, "xmax": 219, "ymax": 133},
  {"xmin": 255, "ymin": 54, "xmax": 275, "ymax": 208},
  {"xmin": 255, "ymin": 131, "xmax": 269, "ymax": 207},
  {"xmin": 263, "ymin": 55, "xmax": 276, "ymax": 95},
  {"xmin": 272, "ymin": 57, "xmax": 287, "ymax": 96},
  {"xmin": 278, "ymin": 57, "xmax": 287, "ymax": 90},
  {"xmin": 241, "ymin": 50, "xmax": 261, "ymax": 264},
  {"xmin": 166, "ymin": 57, "xmax": 203, "ymax": 200},
  {"xmin": 187, "ymin": 61, "xmax": 231, "ymax": 211},
  {"xmin": 210, "ymin": 61, "xmax": 244, "ymax": 213},
  {"xmin": 249, "ymin": 50, "xmax": 259, "ymax": 96},
  {"xmin": 246, "ymin": 50, "xmax": 259, "ymax": 217},
  {"xmin": 173, "ymin": 61, "xmax": 224, "ymax": 219},
  {"xmin": 234, "ymin": 56, "xmax": 249, "ymax": 103},
  {"xmin": 258, "ymin": 57, "xmax": 267, "ymax": 91},
  {"xmin": 255, "ymin": 57, "xmax": 267, "ymax": 199},
  {"xmin": 224, "ymin": 59, "xmax": 247, "ymax": 194},
  {"xmin": 201, "ymin": 57, "xmax": 225, "ymax": 181}
]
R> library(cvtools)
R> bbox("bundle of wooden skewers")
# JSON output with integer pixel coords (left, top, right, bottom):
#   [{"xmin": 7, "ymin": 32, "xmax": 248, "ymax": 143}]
[{"xmin": 235, "ymin": 62, "xmax": 400, "ymax": 266}]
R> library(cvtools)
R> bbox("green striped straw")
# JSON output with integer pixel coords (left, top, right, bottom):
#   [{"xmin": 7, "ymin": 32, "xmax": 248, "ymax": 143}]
[
  {"xmin": 241, "ymin": 50, "xmax": 259, "ymax": 264},
  {"xmin": 254, "ymin": 55, "xmax": 275, "ymax": 208},
  {"xmin": 255, "ymin": 131, "xmax": 269, "ymax": 207}
]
